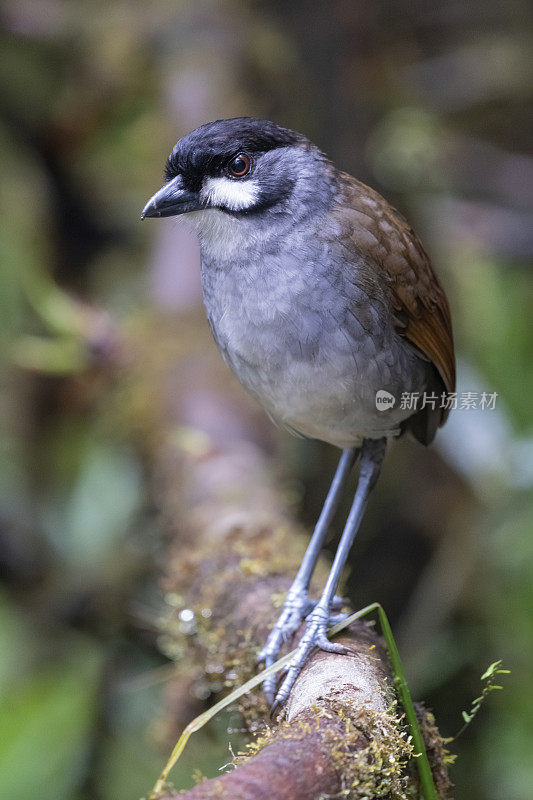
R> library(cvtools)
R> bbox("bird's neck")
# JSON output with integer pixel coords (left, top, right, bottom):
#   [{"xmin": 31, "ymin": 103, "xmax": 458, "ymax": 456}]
[
  {"xmin": 191, "ymin": 209, "xmax": 270, "ymax": 264},
  {"xmin": 191, "ymin": 166, "xmax": 338, "ymax": 266},
  {"xmin": 196, "ymin": 206, "xmax": 326, "ymax": 276}
]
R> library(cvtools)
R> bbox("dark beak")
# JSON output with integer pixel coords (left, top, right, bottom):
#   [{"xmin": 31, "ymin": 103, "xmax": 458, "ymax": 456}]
[{"xmin": 141, "ymin": 175, "xmax": 202, "ymax": 219}]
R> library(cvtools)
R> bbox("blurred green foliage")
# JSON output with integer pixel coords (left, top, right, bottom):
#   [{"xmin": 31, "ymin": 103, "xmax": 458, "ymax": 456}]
[
  {"xmin": 0, "ymin": 625, "xmax": 102, "ymax": 800},
  {"xmin": 0, "ymin": 2, "xmax": 531, "ymax": 799}
]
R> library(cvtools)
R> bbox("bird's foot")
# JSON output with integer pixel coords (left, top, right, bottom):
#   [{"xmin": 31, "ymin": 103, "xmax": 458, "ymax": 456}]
[
  {"xmin": 257, "ymin": 590, "xmax": 346, "ymax": 705},
  {"xmin": 269, "ymin": 603, "xmax": 349, "ymax": 715}
]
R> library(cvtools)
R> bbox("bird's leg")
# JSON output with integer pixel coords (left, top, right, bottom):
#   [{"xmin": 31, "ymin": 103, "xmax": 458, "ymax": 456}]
[
  {"xmin": 258, "ymin": 448, "xmax": 358, "ymax": 704},
  {"xmin": 271, "ymin": 437, "xmax": 386, "ymax": 713}
]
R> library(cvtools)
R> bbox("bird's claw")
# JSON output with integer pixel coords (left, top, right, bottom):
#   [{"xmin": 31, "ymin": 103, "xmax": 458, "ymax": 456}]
[
  {"xmin": 257, "ymin": 592, "xmax": 347, "ymax": 702},
  {"xmin": 269, "ymin": 606, "xmax": 349, "ymax": 712},
  {"xmin": 257, "ymin": 593, "xmax": 346, "ymax": 663},
  {"xmin": 258, "ymin": 592, "xmax": 308, "ymax": 704}
]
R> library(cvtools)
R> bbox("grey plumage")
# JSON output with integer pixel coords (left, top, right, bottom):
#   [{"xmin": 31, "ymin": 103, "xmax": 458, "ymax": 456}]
[
  {"xmin": 196, "ymin": 203, "xmax": 427, "ymax": 447},
  {"xmin": 189, "ymin": 139, "xmax": 428, "ymax": 447}
]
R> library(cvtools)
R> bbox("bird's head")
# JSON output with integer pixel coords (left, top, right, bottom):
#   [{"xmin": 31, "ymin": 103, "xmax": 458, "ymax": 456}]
[{"xmin": 141, "ymin": 117, "xmax": 333, "ymax": 223}]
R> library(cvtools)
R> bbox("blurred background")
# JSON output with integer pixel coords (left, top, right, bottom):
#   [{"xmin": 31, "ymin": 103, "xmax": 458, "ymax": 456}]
[{"xmin": 1, "ymin": 1, "xmax": 532, "ymax": 798}]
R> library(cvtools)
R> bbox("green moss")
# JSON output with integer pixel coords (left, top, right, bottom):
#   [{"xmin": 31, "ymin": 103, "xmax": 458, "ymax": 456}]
[{"xmin": 236, "ymin": 700, "xmax": 416, "ymax": 800}]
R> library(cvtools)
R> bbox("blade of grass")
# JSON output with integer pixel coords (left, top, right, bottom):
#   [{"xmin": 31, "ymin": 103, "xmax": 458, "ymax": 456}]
[{"xmin": 376, "ymin": 605, "xmax": 438, "ymax": 800}]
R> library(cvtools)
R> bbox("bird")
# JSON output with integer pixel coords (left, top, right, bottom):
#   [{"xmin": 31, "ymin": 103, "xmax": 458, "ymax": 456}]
[{"xmin": 141, "ymin": 117, "xmax": 455, "ymax": 711}]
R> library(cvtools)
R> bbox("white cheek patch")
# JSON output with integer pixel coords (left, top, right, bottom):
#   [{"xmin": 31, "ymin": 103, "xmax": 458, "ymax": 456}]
[{"xmin": 201, "ymin": 176, "xmax": 259, "ymax": 211}]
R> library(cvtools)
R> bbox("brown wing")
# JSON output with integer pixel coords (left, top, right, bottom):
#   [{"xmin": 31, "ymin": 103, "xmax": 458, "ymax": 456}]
[{"xmin": 337, "ymin": 175, "xmax": 456, "ymax": 402}]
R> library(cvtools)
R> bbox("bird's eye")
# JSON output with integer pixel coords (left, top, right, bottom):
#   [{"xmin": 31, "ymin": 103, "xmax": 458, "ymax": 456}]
[{"xmin": 228, "ymin": 154, "xmax": 251, "ymax": 178}]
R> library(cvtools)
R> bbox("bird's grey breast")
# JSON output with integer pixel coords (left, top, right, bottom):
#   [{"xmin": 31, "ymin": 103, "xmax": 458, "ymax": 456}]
[
  {"xmin": 198, "ymin": 210, "xmax": 335, "ymax": 370},
  {"xmin": 196, "ymin": 210, "xmax": 426, "ymax": 446}
]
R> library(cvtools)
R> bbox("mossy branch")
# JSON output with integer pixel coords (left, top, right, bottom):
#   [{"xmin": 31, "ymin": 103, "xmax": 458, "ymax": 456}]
[{"xmin": 156, "ymin": 623, "xmax": 419, "ymax": 800}]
